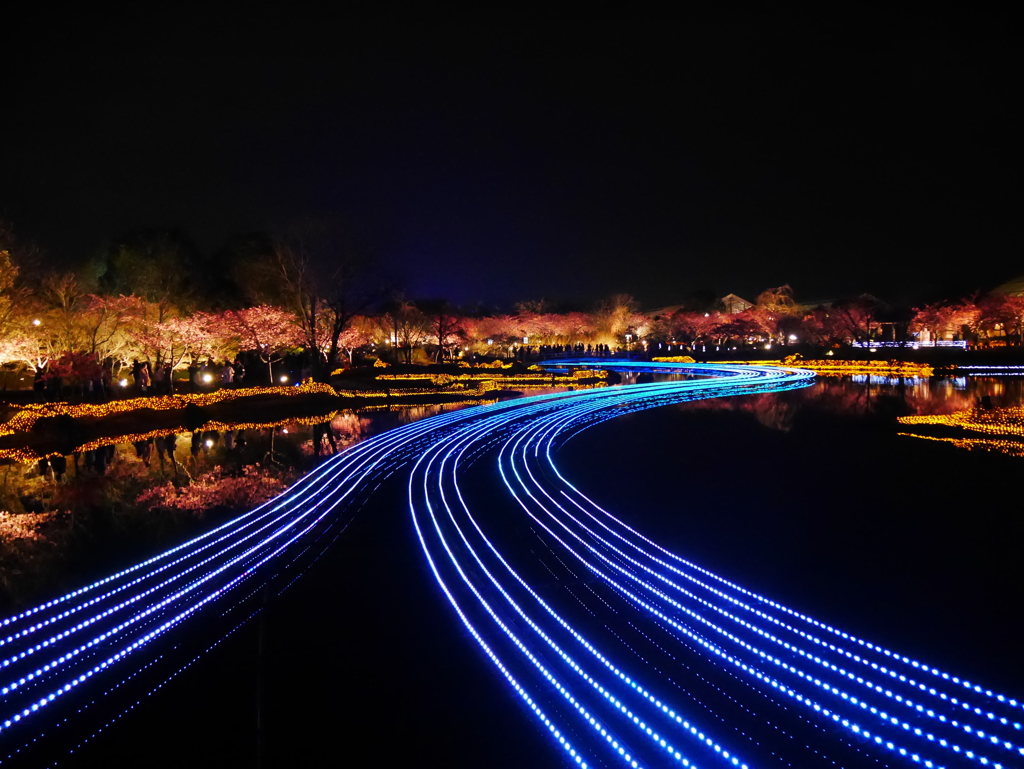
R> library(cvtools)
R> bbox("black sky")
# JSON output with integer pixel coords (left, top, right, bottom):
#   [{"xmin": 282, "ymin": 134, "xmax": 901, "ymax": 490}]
[{"xmin": 1, "ymin": 10, "xmax": 1018, "ymax": 308}]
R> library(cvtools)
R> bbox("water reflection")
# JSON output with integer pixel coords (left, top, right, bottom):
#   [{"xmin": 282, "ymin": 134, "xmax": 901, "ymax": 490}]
[
  {"xmin": 0, "ymin": 403, "xmax": 472, "ymax": 608},
  {"xmin": 671, "ymin": 373, "xmax": 1024, "ymax": 459},
  {"xmin": 897, "ymin": 395, "xmax": 1024, "ymax": 457},
  {"xmin": 675, "ymin": 374, "xmax": 1021, "ymax": 425}
]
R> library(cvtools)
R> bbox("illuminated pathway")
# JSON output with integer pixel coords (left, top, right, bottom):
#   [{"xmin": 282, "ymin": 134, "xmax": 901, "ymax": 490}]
[{"xmin": 1, "ymin": 362, "xmax": 1021, "ymax": 768}]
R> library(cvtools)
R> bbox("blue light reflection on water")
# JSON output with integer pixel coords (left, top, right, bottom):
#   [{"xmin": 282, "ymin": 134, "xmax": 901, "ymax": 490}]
[{"xmin": 2, "ymin": 362, "xmax": 1022, "ymax": 768}]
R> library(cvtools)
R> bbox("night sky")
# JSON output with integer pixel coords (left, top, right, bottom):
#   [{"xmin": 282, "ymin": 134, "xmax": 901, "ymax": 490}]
[{"xmin": 2, "ymin": 11, "xmax": 1017, "ymax": 308}]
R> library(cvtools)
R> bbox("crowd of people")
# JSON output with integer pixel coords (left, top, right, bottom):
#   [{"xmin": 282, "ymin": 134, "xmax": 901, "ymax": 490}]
[
  {"xmin": 29, "ymin": 357, "xmax": 249, "ymax": 401},
  {"xmin": 132, "ymin": 358, "xmax": 247, "ymax": 396},
  {"xmin": 511, "ymin": 343, "xmax": 618, "ymax": 359}
]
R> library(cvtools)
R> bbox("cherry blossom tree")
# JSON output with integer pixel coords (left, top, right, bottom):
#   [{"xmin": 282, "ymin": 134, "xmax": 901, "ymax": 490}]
[
  {"xmin": 460, "ymin": 315, "xmax": 515, "ymax": 357},
  {"xmin": 39, "ymin": 351, "xmax": 103, "ymax": 390},
  {"xmin": 712, "ymin": 312, "xmax": 765, "ymax": 348},
  {"xmin": 670, "ymin": 310, "xmax": 721, "ymax": 349},
  {"xmin": 133, "ymin": 311, "xmax": 237, "ymax": 371},
  {"xmin": 829, "ymin": 296, "xmax": 882, "ymax": 344},
  {"xmin": 801, "ymin": 306, "xmax": 849, "ymax": 347},
  {"xmin": 910, "ymin": 302, "xmax": 962, "ymax": 344},
  {"xmin": 979, "ymin": 293, "xmax": 1024, "ymax": 342},
  {"xmin": 77, "ymin": 294, "xmax": 148, "ymax": 368},
  {"xmin": 220, "ymin": 305, "xmax": 303, "ymax": 382},
  {"xmin": 335, "ymin": 315, "xmax": 375, "ymax": 365}
]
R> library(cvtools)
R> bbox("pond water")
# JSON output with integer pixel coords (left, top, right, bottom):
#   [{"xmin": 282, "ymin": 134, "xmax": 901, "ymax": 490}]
[
  {"xmin": 0, "ymin": 404, "xmax": 469, "ymax": 609},
  {"xmin": 561, "ymin": 374, "xmax": 1024, "ymax": 695},
  {"xmin": 2, "ymin": 374, "xmax": 1022, "ymax": 768}
]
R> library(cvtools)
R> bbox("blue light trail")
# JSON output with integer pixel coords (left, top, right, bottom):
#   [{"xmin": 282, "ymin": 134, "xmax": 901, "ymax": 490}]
[{"xmin": 1, "ymin": 361, "xmax": 1019, "ymax": 768}]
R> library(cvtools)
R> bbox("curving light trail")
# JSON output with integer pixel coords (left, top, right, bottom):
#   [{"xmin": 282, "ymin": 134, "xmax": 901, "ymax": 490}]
[{"xmin": 1, "ymin": 361, "xmax": 1020, "ymax": 768}]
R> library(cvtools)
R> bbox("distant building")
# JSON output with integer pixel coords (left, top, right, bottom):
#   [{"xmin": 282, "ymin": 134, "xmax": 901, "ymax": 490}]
[
  {"xmin": 646, "ymin": 293, "xmax": 755, "ymax": 318},
  {"xmin": 794, "ymin": 298, "xmax": 835, "ymax": 313},
  {"xmin": 719, "ymin": 293, "xmax": 753, "ymax": 314},
  {"xmin": 994, "ymin": 275, "xmax": 1024, "ymax": 296},
  {"xmin": 645, "ymin": 305, "xmax": 685, "ymax": 320}
]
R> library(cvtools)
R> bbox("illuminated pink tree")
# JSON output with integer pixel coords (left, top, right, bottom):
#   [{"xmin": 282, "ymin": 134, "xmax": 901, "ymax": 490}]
[
  {"xmin": 911, "ymin": 302, "xmax": 962, "ymax": 344},
  {"xmin": 220, "ymin": 305, "xmax": 303, "ymax": 382},
  {"xmin": 335, "ymin": 315, "xmax": 375, "ymax": 364},
  {"xmin": 979, "ymin": 294, "xmax": 1024, "ymax": 341},
  {"xmin": 39, "ymin": 350, "xmax": 103, "ymax": 389},
  {"xmin": 0, "ymin": 331, "xmax": 41, "ymax": 390},
  {"xmin": 133, "ymin": 311, "xmax": 237, "ymax": 371},
  {"xmin": 671, "ymin": 310, "xmax": 723, "ymax": 349},
  {"xmin": 801, "ymin": 306, "xmax": 847, "ymax": 346},
  {"xmin": 1001, "ymin": 296, "xmax": 1024, "ymax": 340},
  {"xmin": 468, "ymin": 315, "xmax": 520, "ymax": 356},
  {"xmin": 828, "ymin": 296, "xmax": 881, "ymax": 344},
  {"xmin": 712, "ymin": 312, "xmax": 765, "ymax": 348}
]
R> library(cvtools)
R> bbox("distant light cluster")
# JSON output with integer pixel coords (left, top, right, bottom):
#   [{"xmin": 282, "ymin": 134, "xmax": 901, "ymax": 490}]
[{"xmin": 711, "ymin": 358, "xmax": 934, "ymax": 378}]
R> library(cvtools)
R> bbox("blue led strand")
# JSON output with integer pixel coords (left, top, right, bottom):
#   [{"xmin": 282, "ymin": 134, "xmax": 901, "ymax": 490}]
[
  {"xmin": 3, "ymin": 360, "xmax": 1020, "ymax": 769},
  {"xmin": 533, "ymin": 375, "xmax": 1024, "ymax": 723},
  {"xmin": 415, "ymin": 368, "xmax": 835, "ymax": 767},
  {"xmin": 487, "ymin": 367, "xmax": 1012, "ymax": 766},
  {"xmin": 496, "ymin": 430, "xmax": 954, "ymax": 766},
  {"xmin": 418, "ymin": 404, "xmax": 743, "ymax": 768},
  {"xmin": 0, "ymin": 401, "xmax": 515, "ymax": 734},
  {"xmin": 509, "ymin": 408, "xmax": 1023, "ymax": 758}
]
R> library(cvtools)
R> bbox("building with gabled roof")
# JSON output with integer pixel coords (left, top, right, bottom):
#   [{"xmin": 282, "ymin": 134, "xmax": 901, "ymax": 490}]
[{"xmin": 719, "ymin": 293, "xmax": 753, "ymax": 314}]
